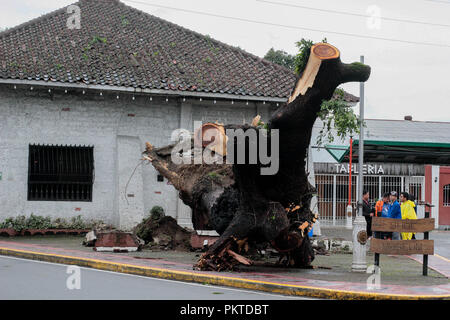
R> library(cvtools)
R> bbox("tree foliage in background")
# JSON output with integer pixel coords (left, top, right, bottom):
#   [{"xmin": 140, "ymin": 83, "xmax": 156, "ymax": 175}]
[
  {"xmin": 264, "ymin": 37, "xmax": 363, "ymax": 147},
  {"xmin": 263, "ymin": 48, "xmax": 296, "ymax": 71},
  {"xmin": 316, "ymin": 88, "xmax": 362, "ymax": 146}
]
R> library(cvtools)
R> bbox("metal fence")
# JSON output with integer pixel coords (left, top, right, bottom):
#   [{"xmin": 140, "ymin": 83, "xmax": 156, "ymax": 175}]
[{"xmin": 315, "ymin": 174, "xmax": 425, "ymax": 226}]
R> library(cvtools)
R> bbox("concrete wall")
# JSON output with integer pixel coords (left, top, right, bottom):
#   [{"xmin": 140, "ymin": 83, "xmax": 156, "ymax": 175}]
[{"xmin": 0, "ymin": 85, "xmax": 271, "ymax": 230}]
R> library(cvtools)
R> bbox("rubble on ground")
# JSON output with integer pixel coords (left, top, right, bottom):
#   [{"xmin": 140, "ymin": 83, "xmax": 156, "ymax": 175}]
[{"xmin": 133, "ymin": 206, "xmax": 193, "ymax": 251}]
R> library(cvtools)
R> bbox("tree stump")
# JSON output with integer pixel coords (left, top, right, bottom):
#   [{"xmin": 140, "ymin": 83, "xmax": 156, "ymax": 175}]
[{"xmin": 143, "ymin": 43, "xmax": 371, "ymax": 271}]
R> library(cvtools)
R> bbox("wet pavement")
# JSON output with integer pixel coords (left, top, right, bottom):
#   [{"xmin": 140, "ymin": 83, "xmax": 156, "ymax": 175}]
[{"xmin": 0, "ymin": 235, "xmax": 448, "ymax": 299}]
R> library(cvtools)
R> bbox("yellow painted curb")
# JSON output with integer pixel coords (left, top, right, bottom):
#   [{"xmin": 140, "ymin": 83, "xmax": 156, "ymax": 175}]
[{"xmin": 0, "ymin": 247, "xmax": 449, "ymax": 300}]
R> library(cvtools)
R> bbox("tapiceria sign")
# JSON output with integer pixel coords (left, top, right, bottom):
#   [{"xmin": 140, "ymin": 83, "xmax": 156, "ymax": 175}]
[
  {"xmin": 314, "ymin": 162, "xmax": 425, "ymax": 176},
  {"xmin": 334, "ymin": 163, "xmax": 385, "ymax": 175}
]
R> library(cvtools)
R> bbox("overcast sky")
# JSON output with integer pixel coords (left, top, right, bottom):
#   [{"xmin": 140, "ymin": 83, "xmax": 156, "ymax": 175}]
[{"xmin": 1, "ymin": 0, "xmax": 450, "ymax": 122}]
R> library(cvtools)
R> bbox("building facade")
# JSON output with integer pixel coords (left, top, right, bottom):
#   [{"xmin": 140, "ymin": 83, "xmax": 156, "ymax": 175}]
[
  {"xmin": 310, "ymin": 119, "xmax": 450, "ymax": 229},
  {"xmin": 0, "ymin": 84, "xmax": 275, "ymax": 230},
  {"xmin": 1, "ymin": 0, "xmax": 357, "ymax": 230}
]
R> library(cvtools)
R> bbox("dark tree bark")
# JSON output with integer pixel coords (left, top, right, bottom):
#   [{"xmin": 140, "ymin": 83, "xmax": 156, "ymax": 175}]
[{"xmin": 143, "ymin": 43, "xmax": 371, "ymax": 271}]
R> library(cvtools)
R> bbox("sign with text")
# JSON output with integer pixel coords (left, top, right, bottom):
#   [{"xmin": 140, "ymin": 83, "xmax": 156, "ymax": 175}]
[
  {"xmin": 370, "ymin": 238, "xmax": 434, "ymax": 255},
  {"xmin": 371, "ymin": 217, "xmax": 435, "ymax": 233},
  {"xmin": 334, "ymin": 163, "xmax": 384, "ymax": 175}
]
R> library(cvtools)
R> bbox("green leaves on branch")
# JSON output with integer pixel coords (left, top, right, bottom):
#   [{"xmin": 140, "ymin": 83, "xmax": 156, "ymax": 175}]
[
  {"xmin": 293, "ymin": 38, "xmax": 362, "ymax": 146},
  {"xmin": 263, "ymin": 37, "xmax": 327, "ymax": 75},
  {"xmin": 294, "ymin": 37, "xmax": 327, "ymax": 75},
  {"xmin": 263, "ymin": 38, "xmax": 363, "ymax": 146},
  {"xmin": 316, "ymin": 88, "xmax": 363, "ymax": 147}
]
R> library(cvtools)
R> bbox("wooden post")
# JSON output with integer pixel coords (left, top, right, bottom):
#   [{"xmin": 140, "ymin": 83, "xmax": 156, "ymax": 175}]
[
  {"xmin": 423, "ymin": 211, "xmax": 430, "ymax": 276},
  {"xmin": 370, "ymin": 216, "xmax": 434, "ymax": 276}
]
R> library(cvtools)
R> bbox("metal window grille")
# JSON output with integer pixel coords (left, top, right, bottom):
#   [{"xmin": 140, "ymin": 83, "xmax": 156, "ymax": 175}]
[
  {"xmin": 381, "ymin": 176, "xmax": 403, "ymax": 198},
  {"xmin": 28, "ymin": 144, "xmax": 94, "ymax": 201},
  {"xmin": 444, "ymin": 184, "xmax": 450, "ymax": 207},
  {"xmin": 407, "ymin": 176, "xmax": 425, "ymax": 201},
  {"xmin": 315, "ymin": 174, "xmax": 425, "ymax": 226},
  {"xmin": 363, "ymin": 176, "xmax": 380, "ymax": 201},
  {"xmin": 316, "ymin": 175, "xmax": 334, "ymax": 222}
]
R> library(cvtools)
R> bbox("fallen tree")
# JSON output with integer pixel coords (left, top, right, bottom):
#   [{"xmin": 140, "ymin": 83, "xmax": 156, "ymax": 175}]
[{"xmin": 143, "ymin": 43, "xmax": 370, "ymax": 271}]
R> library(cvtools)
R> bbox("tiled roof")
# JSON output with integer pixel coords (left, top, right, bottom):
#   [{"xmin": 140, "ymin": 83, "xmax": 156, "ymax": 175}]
[
  {"xmin": 0, "ymin": 0, "xmax": 359, "ymax": 102},
  {"xmin": 311, "ymin": 118, "xmax": 450, "ymax": 162},
  {"xmin": 0, "ymin": 0, "xmax": 298, "ymax": 99}
]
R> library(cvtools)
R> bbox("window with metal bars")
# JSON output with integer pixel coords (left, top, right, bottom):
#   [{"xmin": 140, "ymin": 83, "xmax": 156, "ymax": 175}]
[
  {"xmin": 28, "ymin": 144, "xmax": 94, "ymax": 201},
  {"xmin": 444, "ymin": 184, "xmax": 450, "ymax": 207}
]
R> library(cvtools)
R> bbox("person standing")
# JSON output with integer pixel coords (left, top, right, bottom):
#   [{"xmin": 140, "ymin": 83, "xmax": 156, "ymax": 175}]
[
  {"xmin": 387, "ymin": 191, "xmax": 402, "ymax": 240},
  {"xmin": 362, "ymin": 190, "xmax": 375, "ymax": 239},
  {"xmin": 375, "ymin": 193, "xmax": 391, "ymax": 239},
  {"xmin": 399, "ymin": 192, "xmax": 418, "ymax": 240}
]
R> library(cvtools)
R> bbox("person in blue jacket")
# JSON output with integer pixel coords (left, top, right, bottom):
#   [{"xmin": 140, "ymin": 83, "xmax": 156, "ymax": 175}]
[{"xmin": 387, "ymin": 191, "xmax": 402, "ymax": 240}]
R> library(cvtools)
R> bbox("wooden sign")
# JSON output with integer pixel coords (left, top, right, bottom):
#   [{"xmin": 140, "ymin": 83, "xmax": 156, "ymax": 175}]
[
  {"xmin": 370, "ymin": 238, "xmax": 434, "ymax": 255},
  {"xmin": 371, "ymin": 217, "xmax": 435, "ymax": 233}
]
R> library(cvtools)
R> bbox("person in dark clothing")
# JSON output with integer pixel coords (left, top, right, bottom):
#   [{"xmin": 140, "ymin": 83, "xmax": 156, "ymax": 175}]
[{"xmin": 362, "ymin": 190, "xmax": 375, "ymax": 238}]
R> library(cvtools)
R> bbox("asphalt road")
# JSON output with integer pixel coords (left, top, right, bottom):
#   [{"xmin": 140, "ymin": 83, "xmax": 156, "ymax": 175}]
[
  {"xmin": 429, "ymin": 231, "xmax": 450, "ymax": 259},
  {"xmin": 0, "ymin": 256, "xmax": 309, "ymax": 300}
]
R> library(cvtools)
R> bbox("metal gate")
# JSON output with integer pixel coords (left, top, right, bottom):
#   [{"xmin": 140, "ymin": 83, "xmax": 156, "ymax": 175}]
[{"xmin": 316, "ymin": 174, "xmax": 425, "ymax": 226}]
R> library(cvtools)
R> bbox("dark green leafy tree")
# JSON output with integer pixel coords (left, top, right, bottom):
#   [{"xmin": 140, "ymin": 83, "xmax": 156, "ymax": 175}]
[
  {"xmin": 263, "ymin": 48, "xmax": 296, "ymax": 71},
  {"xmin": 316, "ymin": 88, "xmax": 362, "ymax": 146}
]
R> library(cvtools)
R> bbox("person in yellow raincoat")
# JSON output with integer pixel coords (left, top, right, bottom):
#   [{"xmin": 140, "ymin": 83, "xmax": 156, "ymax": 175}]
[{"xmin": 399, "ymin": 192, "xmax": 417, "ymax": 240}]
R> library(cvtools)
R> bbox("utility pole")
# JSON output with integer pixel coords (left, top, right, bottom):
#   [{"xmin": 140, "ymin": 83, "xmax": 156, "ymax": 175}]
[
  {"xmin": 352, "ymin": 55, "xmax": 367, "ymax": 272},
  {"xmin": 345, "ymin": 136, "xmax": 353, "ymax": 230}
]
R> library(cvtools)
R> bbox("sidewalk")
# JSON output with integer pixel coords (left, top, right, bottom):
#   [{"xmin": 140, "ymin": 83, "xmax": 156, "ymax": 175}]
[
  {"xmin": 0, "ymin": 236, "xmax": 449, "ymax": 300},
  {"xmin": 319, "ymin": 227, "xmax": 450, "ymax": 278}
]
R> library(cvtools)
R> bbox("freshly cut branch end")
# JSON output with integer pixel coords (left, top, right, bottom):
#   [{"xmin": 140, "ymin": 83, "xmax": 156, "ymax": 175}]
[{"xmin": 288, "ymin": 42, "xmax": 340, "ymax": 104}]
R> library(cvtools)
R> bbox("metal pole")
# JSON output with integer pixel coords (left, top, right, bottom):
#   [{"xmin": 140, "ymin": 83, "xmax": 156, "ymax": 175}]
[
  {"xmin": 358, "ymin": 55, "xmax": 365, "ymax": 218},
  {"xmin": 423, "ymin": 210, "xmax": 430, "ymax": 276},
  {"xmin": 352, "ymin": 55, "xmax": 367, "ymax": 272},
  {"xmin": 349, "ymin": 137, "xmax": 353, "ymax": 207},
  {"xmin": 346, "ymin": 137, "xmax": 353, "ymax": 229}
]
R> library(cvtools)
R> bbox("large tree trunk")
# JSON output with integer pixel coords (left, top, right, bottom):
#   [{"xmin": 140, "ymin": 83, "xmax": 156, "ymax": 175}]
[{"xmin": 143, "ymin": 43, "xmax": 370, "ymax": 271}]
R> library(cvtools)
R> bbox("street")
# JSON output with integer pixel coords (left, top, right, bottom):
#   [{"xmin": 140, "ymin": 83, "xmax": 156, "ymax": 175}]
[
  {"xmin": 429, "ymin": 231, "xmax": 450, "ymax": 259},
  {"xmin": 0, "ymin": 256, "xmax": 309, "ymax": 300}
]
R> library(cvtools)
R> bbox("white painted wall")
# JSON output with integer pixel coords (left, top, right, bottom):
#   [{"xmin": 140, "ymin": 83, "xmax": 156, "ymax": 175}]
[{"xmin": 0, "ymin": 86, "xmax": 264, "ymax": 230}]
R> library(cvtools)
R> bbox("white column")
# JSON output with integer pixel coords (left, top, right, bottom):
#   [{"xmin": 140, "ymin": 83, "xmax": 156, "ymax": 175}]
[
  {"xmin": 332, "ymin": 175, "xmax": 337, "ymax": 226},
  {"xmin": 352, "ymin": 55, "xmax": 367, "ymax": 273},
  {"xmin": 431, "ymin": 165, "xmax": 440, "ymax": 229},
  {"xmin": 378, "ymin": 175, "xmax": 382, "ymax": 199}
]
